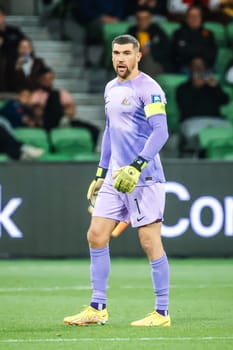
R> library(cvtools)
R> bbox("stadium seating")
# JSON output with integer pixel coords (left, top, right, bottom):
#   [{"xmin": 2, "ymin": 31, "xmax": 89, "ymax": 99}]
[
  {"xmin": 199, "ymin": 126, "xmax": 233, "ymax": 159},
  {"xmin": 50, "ymin": 127, "xmax": 93, "ymax": 155},
  {"xmin": 223, "ymin": 152, "xmax": 233, "ymax": 160},
  {"xmin": 0, "ymin": 154, "xmax": 8, "ymax": 161},
  {"xmin": 103, "ymin": 22, "xmax": 131, "ymax": 46},
  {"xmin": 222, "ymin": 84, "xmax": 233, "ymax": 100},
  {"xmin": 221, "ymin": 100, "xmax": 233, "ymax": 124},
  {"xmin": 103, "ymin": 22, "xmax": 130, "ymax": 66},
  {"xmin": 159, "ymin": 21, "xmax": 180, "ymax": 38},
  {"xmin": 156, "ymin": 74, "xmax": 187, "ymax": 132},
  {"xmin": 14, "ymin": 128, "xmax": 50, "ymax": 152},
  {"xmin": 226, "ymin": 22, "xmax": 233, "ymax": 47},
  {"xmin": 73, "ymin": 153, "xmax": 100, "ymax": 161},
  {"xmin": 205, "ymin": 22, "xmax": 227, "ymax": 47},
  {"xmin": 206, "ymin": 146, "xmax": 233, "ymax": 160},
  {"xmin": 215, "ymin": 47, "xmax": 233, "ymax": 79}
]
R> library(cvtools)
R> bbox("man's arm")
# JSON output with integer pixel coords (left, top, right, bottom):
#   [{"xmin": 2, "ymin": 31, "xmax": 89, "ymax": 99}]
[
  {"xmin": 139, "ymin": 114, "xmax": 169, "ymax": 162},
  {"xmin": 99, "ymin": 118, "xmax": 111, "ymax": 169},
  {"xmin": 87, "ymin": 118, "xmax": 111, "ymax": 209}
]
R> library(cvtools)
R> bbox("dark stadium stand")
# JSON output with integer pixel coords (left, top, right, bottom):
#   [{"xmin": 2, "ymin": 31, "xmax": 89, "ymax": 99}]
[{"xmin": 0, "ymin": 6, "xmax": 233, "ymax": 161}]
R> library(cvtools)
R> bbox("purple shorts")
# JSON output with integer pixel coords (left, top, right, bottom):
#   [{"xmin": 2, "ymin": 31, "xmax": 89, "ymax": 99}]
[{"xmin": 93, "ymin": 182, "xmax": 166, "ymax": 228}]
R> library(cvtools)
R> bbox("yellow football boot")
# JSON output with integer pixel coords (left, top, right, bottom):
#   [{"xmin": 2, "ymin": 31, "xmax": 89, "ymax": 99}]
[
  {"xmin": 131, "ymin": 311, "xmax": 171, "ymax": 327},
  {"xmin": 64, "ymin": 306, "xmax": 108, "ymax": 326}
]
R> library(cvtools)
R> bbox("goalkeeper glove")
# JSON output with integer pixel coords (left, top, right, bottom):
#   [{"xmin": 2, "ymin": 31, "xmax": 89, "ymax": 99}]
[
  {"xmin": 87, "ymin": 167, "xmax": 107, "ymax": 210},
  {"xmin": 113, "ymin": 156, "xmax": 147, "ymax": 193}
]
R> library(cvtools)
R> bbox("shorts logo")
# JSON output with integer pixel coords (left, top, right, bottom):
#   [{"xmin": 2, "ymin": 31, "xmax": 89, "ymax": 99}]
[
  {"xmin": 151, "ymin": 94, "xmax": 161, "ymax": 103},
  {"xmin": 137, "ymin": 216, "xmax": 146, "ymax": 222}
]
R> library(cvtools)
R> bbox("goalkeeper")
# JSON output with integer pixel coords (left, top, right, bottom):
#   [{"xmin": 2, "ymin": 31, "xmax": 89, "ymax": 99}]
[{"xmin": 64, "ymin": 34, "xmax": 170, "ymax": 327}]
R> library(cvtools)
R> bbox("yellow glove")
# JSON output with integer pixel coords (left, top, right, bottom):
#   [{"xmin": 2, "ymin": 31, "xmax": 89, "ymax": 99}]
[
  {"xmin": 87, "ymin": 167, "xmax": 107, "ymax": 209},
  {"xmin": 113, "ymin": 157, "xmax": 147, "ymax": 194}
]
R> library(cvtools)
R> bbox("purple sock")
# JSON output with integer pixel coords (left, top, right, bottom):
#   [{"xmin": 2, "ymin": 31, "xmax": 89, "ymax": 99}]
[
  {"xmin": 156, "ymin": 309, "xmax": 168, "ymax": 316},
  {"xmin": 150, "ymin": 254, "xmax": 170, "ymax": 311},
  {"xmin": 90, "ymin": 302, "xmax": 106, "ymax": 310},
  {"xmin": 90, "ymin": 245, "xmax": 110, "ymax": 305}
]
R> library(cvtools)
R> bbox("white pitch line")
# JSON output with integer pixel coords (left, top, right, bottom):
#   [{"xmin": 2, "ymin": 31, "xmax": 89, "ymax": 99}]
[
  {"xmin": 0, "ymin": 286, "xmax": 91, "ymax": 292},
  {"xmin": 0, "ymin": 284, "xmax": 232, "ymax": 293},
  {"xmin": 0, "ymin": 337, "xmax": 233, "ymax": 343}
]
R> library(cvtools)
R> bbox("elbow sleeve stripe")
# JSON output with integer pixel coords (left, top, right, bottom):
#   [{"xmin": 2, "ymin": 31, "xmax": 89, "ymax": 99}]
[{"xmin": 144, "ymin": 102, "xmax": 166, "ymax": 119}]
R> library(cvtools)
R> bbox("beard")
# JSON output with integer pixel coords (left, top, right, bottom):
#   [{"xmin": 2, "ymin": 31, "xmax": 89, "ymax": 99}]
[{"xmin": 115, "ymin": 67, "xmax": 131, "ymax": 79}]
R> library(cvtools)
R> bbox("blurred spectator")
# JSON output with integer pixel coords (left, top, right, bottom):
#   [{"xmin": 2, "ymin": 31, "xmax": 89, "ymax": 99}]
[
  {"xmin": 0, "ymin": 5, "xmax": 25, "ymax": 60},
  {"xmin": 0, "ymin": 32, "xmax": 6, "ymax": 91},
  {"xmin": 6, "ymin": 38, "xmax": 46, "ymax": 92},
  {"xmin": 74, "ymin": 0, "xmax": 125, "ymax": 40},
  {"xmin": 126, "ymin": 0, "xmax": 168, "ymax": 17},
  {"xmin": 0, "ymin": 124, "xmax": 44, "ymax": 160},
  {"xmin": 30, "ymin": 67, "xmax": 100, "ymax": 149},
  {"xmin": 171, "ymin": 5, "xmax": 217, "ymax": 72},
  {"xmin": 74, "ymin": 0, "xmax": 125, "ymax": 27},
  {"xmin": 176, "ymin": 57, "xmax": 230, "ymax": 157},
  {"xmin": 168, "ymin": 0, "xmax": 233, "ymax": 22},
  {"xmin": 128, "ymin": 6, "xmax": 170, "ymax": 76},
  {"xmin": 220, "ymin": 0, "xmax": 233, "ymax": 22},
  {"xmin": 225, "ymin": 57, "xmax": 233, "ymax": 85},
  {"xmin": 73, "ymin": 0, "xmax": 125, "ymax": 66},
  {"xmin": 0, "ymin": 88, "xmax": 36, "ymax": 128}
]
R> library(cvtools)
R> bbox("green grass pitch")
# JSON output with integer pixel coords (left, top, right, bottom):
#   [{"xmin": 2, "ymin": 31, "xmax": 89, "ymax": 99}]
[{"xmin": 0, "ymin": 258, "xmax": 233, "ymax": 350}]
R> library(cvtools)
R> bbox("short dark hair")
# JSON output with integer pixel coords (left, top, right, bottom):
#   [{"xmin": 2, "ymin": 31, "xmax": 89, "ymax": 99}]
[
  {"xmin": 186, "ymin": 4, "xmax": 203, "ymax": 17},
  {"xmin": 135, "ymin": 5, "xmax": 153, "ymax": 15},
  {"xmin": 112, "ymin": 34, "xmax": 140, "ymax": 51},
  {"xmin": 37, "ymin": 66, "xmax": 53, "ymax": 77}
]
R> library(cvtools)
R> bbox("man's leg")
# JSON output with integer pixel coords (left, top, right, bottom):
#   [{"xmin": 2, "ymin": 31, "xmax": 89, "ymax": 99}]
[
  {"xmin": 139, "ymin": 222, "xmax": 170, "ymax": 312},
  {"xmin": 64, "ymin": 182, "xmax": 128, "ymax": 325},
  {"xmin": 131, "ymin": 222, "xmax": 170, "ymax": 326},
  {"xmin": 64, "ymin": 216, "xmax": 116, "ymax": 325},
  {"xmin": 88, "ymin": 217, "xmax": 116, "ymax": 309}
]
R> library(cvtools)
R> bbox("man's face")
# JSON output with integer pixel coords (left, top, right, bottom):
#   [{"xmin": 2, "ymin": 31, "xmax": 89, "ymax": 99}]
[
  {"xmin": 112, "ymin": 43, "xmax": 141, "ymax": 80},
  {"xmin": 18, "ymin": 39, "xmax": 32, "ymax": 56},
  {"xmin": 18, "ymin": 90, "xmax": 31, "ymax": 104},
  {"xmin": 190, "ymin": 58, "xmax": 206, "ymax": 87},
  {"xmin": 186, "ymin": 8, "xmax": 202, "ymax": 30},
  {"xmin": 136, "ymin": 10, "xmax": 152, "ymax": 31}
]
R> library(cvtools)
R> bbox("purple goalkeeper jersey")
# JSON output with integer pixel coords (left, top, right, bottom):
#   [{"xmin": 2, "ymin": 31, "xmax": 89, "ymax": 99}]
[{"xmin": 99, "ymin": 72, "xmax": 169, "ymax": 186}]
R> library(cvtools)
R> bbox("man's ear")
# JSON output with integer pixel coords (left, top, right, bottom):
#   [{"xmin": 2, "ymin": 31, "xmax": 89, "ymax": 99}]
[{"xmin": 137, "ymin": 51, "xmax": 142, "ymax": 63}]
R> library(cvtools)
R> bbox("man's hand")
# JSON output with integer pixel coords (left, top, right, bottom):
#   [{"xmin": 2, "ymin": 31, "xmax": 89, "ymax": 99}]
[
  {"xmin": 87, "ymin": 167, "xmax": 107, "ymax": 209},
  {"xmin": 113, "ymin": 166, "xmax": 140, "ymax": 193},
  {"xmin": 113, "ymin": 156, "xmax": 147, "ymax": 194},
  {"xmin": 87, "ymin": 178, "xmax": 104, "ymax": 208}
]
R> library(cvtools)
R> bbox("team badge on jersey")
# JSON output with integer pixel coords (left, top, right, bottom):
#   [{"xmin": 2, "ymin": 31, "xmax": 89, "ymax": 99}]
[
  {"xmin": 151, "ymin": 94, "xmax": 161, "ymax": 103},
  {"xmin": 121, "ymin": 97, "xmax": 131, "ymax": 105}
]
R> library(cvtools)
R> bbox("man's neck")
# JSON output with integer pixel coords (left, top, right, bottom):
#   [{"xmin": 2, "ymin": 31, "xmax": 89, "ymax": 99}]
[{"xmin": 117, "ymin": 69, "xmax": 140, "ymax": 82}]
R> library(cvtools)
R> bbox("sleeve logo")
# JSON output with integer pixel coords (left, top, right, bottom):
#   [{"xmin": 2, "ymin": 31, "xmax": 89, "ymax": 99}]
[{"xmin": 151, "ymin": 94, "xmax": 161, "ymax": 103}]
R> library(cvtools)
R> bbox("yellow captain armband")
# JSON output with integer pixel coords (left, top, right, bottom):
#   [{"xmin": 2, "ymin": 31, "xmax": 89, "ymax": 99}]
[{"xmin": 144, "ymin": 102, "xmax": 166, "ymax": 119}]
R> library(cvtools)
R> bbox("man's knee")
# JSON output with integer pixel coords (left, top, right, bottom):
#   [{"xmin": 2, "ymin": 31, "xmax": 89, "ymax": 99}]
[
  {"xmin": 139, "ymin": 231, "xmax": 154, "ymax": 255},
  {"xmin": 138, "ymin": 222, "xmax": 163, "ymax": 259},
  {"xmin": 87, "ymin": 225, "xmax": 109, "ymax": 248}
]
